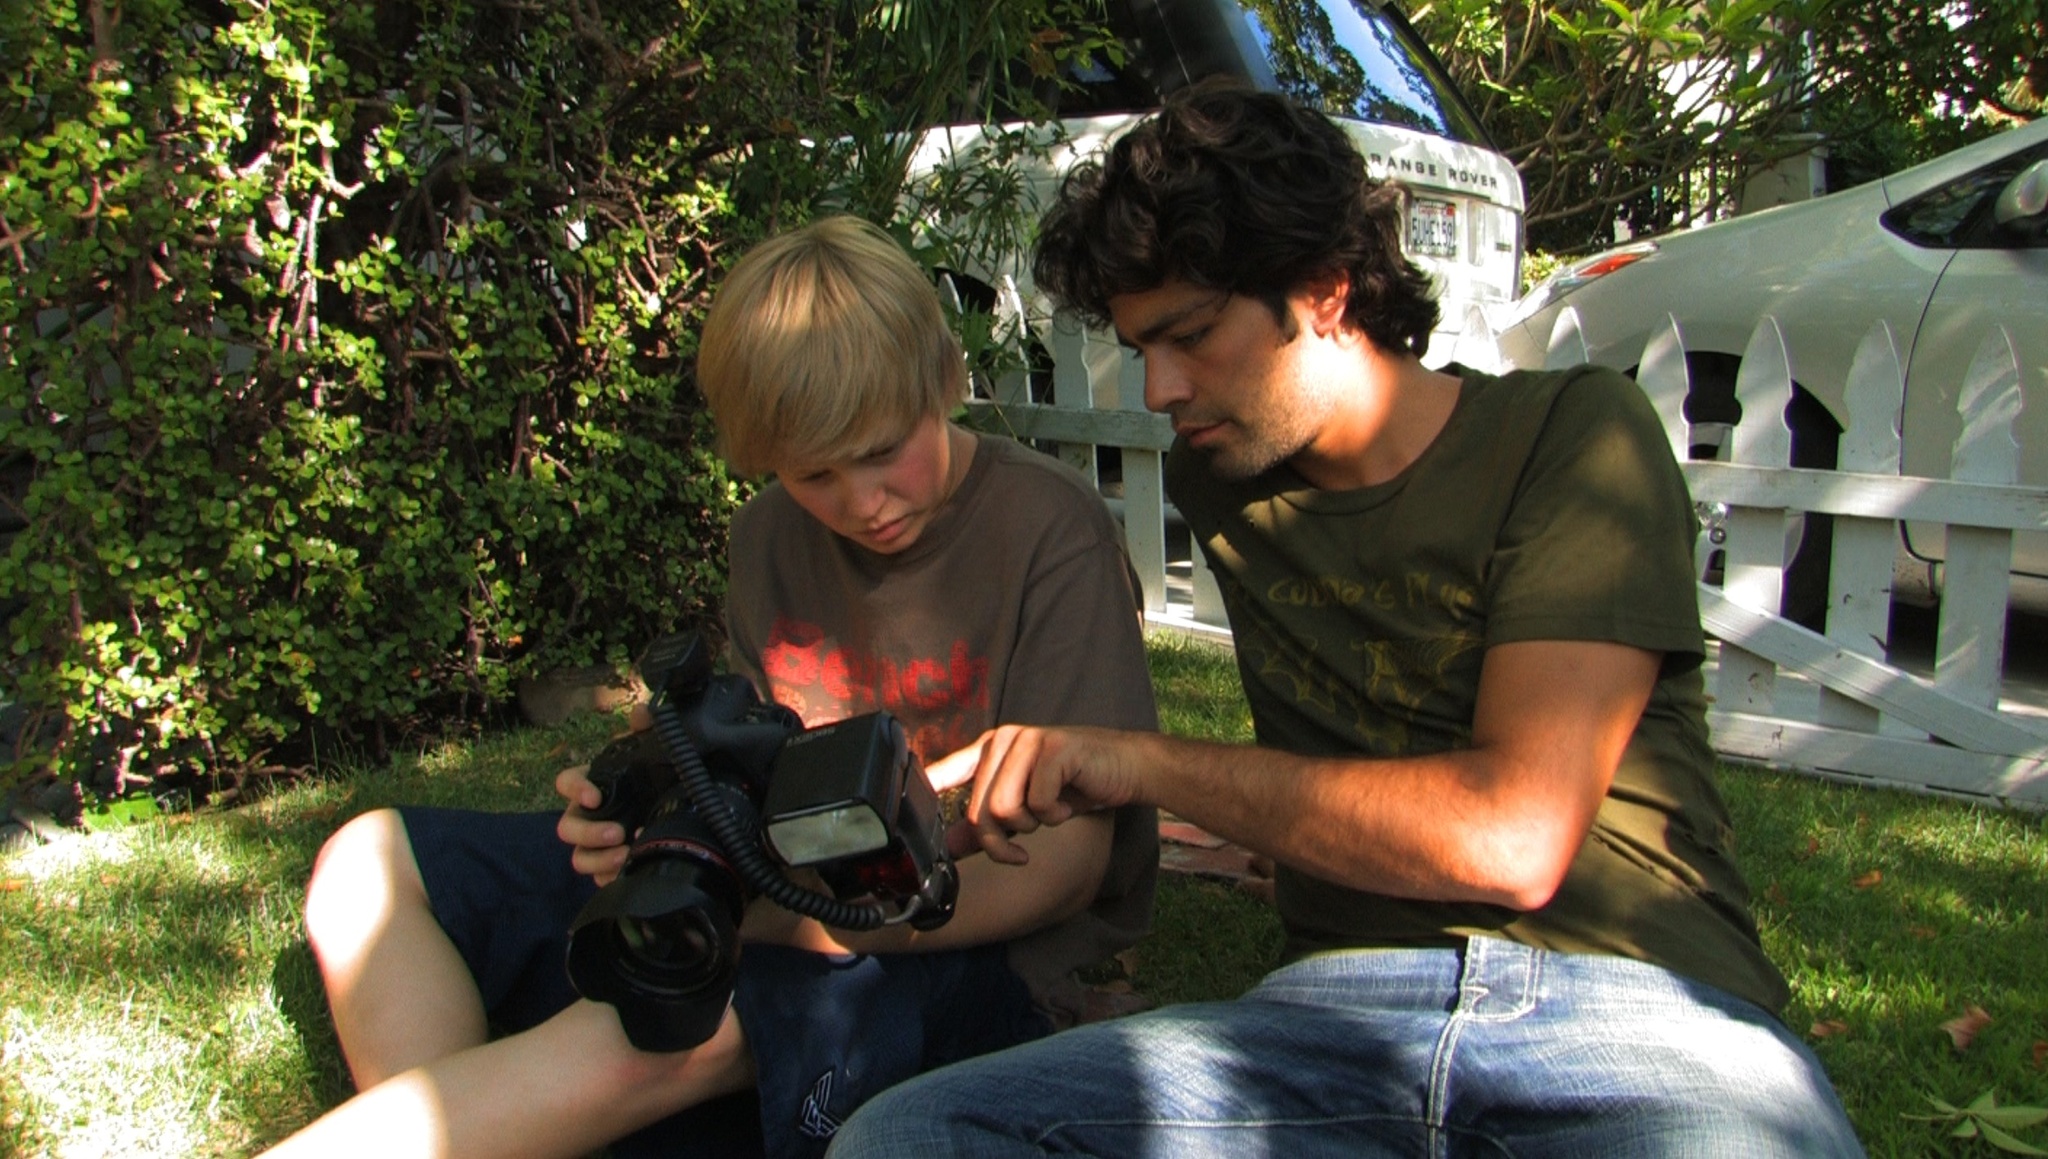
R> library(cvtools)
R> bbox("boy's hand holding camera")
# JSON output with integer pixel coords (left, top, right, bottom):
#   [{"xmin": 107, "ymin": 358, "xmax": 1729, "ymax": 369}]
[
  {"xmin": 553, "ymin": 719, "xmax": 1111, "ymax": 959},
  {"xmin": 557, "ymin": 702, "xmax": 996, "ymax": 887},
  {"xmin": 552, "ymin": 701, "xmax": 667, "ymax": 887},
  {"xmin": 556, "ymin": 759, "xmax": 632, "ymax": 886},
  {"xmin": 551, "ymin": 750, "xmax": 888, "ymax": 952}
]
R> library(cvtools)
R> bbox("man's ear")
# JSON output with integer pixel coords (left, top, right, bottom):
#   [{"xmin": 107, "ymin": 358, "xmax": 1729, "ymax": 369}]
[{"xmin": 1301, "ymin": 270, "xmax": 1352, "ymax": 336}]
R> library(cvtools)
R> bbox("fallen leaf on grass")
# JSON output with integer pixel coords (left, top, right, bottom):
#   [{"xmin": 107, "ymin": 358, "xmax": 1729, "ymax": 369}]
[
  {"xmin": 1810, "ymin": 1020, "xmax": 1851, "ymax": 1038},
  {"xmin": 1798, "ymin": 835, "xmax": 1822, "ymax": 859},
  {"xmin": 1906, "ymin": 1091, "xmax": 2048, "ymax": 1155},
  {"xmin": 0, "ymin": 878, "xmax": 25, "ymax": 892},
  {"xmin": 1765, "ymin": 882, "xmax": 1792, "ymax": 907},
  {"xmin": 2033, "ymin": 1040, "xmax": 2047, "ymax": 1070},
  {"xmin": 1851, "ymin": 869, "xmax": 1883, "ymax": 889},
  {"xmin": 1941, "ymin": 1005, "xmax": 1994, "ymax": 1051},
  {"xmin": 1960, "ymin": 1092, "xmax": 2048, "ymax": 1152}
]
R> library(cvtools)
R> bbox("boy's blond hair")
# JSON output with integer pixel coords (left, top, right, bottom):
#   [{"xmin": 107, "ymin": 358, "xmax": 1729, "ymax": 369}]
[{"xmin": 696, "ymin": 216, "xmax": 967, "ymax": 478}]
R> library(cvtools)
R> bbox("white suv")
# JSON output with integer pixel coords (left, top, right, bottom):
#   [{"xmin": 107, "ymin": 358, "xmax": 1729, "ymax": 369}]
[{"xmin": 907, "ymin": 0, "xmax": 1526, "ymax": 383}]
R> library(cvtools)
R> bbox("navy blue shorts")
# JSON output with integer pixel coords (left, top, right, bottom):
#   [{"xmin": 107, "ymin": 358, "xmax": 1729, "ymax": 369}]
[{"xmin": 397, "ymin": 806, "xmax": 1051, "ymax": 1159}]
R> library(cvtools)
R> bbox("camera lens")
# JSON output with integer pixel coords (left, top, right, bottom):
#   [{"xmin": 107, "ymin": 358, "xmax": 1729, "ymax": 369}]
[
  {"xmin": 614, "ymin": 907, "xmax": 727, "ymax": 993},
  {"xmin": 620, "ymin": 913, "xmax": 711, "ymax": 960},
  {"xmin": 567, "ymin": 861, "xmax": 746, "ymax": 1050}
]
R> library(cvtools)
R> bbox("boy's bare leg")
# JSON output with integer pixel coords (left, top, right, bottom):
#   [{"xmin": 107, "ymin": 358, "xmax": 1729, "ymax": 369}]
[
  {"xmin": 261, "ymin": 1000, "xmax": 757, "ymax": 1159},
  {"xmin": 303, "ymin": 809, "xmax": 490, "ymax": 1085}
]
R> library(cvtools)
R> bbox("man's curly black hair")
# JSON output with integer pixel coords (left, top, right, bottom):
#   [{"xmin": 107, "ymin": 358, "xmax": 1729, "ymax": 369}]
[{"xmin": 1033, "ymin": 78, "xmax": 1440, "ymax": 358}]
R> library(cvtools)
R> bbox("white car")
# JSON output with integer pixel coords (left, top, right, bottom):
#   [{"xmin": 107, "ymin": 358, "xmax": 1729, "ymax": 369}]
[{"xmin": 1496, "ymin": 117, "xmax": 2048, "ymax": 613}]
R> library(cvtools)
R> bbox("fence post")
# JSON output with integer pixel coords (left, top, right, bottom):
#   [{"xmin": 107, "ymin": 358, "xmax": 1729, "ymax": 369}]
[
  {"xmin": 1636, "ymin": 314, "xmax": 1690, "ymax": 466},
  {"xmin": 1716, "ymin": 316, "xmax": 1796, "ymax": 715},
  {"xmin": 990, "ymin": 275, "xmax": 1034, "ymax": 409},
  {"xmin": 1116, "ymin": 345, "xmax": 1169, "ymax": 616},
  {"xmin": 1048, "ymin": 318, "xmax": 1107, "ymax": 485},
  {"xmin": 1818, "ymin": 321, "xmax": 1905, "ymax": 732},
  {"xmin": 1045, "ymin": 319, "xmax": 1172, "ymax": 616},
  {"xmin": 1936, "ymin": 326, "xmax": 2022, "ymax": 709},
  {"xmin": 1626, "ymin": 316, "xmax": 1719, "ymax": 577},
  {"xmin": 1191, "ymin": 557, "xmax": 1227, "ymax": 627},
  {"xmin": 1542, "ymin": 305, "xmax": 1589, "ymax": 370}
]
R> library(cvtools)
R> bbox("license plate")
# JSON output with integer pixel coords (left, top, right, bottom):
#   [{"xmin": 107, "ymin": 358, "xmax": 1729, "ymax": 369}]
[{"xmin": 1407, "ymin": 199, "xmax": 1459, "ymax": 259}]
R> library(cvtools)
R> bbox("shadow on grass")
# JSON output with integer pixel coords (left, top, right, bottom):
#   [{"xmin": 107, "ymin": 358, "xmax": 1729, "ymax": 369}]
[{"xmin": 272, "ymin": 938, "xmax": 356, "ymax": 1107}]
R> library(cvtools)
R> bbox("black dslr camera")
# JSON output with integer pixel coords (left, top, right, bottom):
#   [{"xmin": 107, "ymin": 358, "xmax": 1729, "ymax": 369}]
[{"xmin": 565, "ymin": 632, "xmax": 959, "ymax": 1052}]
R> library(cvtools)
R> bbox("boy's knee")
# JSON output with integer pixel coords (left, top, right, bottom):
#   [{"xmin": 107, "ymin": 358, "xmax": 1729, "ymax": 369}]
[{"xmin": 304, "ymin": 808, "xmax": 426, "ymax": 953}]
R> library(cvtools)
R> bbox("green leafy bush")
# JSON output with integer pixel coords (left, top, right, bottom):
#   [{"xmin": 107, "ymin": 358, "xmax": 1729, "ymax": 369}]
[{"xmin": 0, "ymin": 0, "xmax": 1090, "ymax": 796}]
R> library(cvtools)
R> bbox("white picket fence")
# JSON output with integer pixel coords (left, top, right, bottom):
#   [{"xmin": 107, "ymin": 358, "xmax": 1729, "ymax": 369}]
[
  {"xmin": 1545, "ymin": 307, "xmax": 2048, "ymax": 808},
  {"xmin": 968, "ymin": 308, "xmax": 2048, "ymax": 809}
]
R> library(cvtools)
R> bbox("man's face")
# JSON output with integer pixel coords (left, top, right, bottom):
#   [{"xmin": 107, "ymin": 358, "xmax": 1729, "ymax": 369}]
[
  {"xmin": 1108, "ymin": 279, "xmax": 1340, "ymax": 480},
  {"xmin": 773, "ymin": 413, "xmax": 961, "ymax": 554}
]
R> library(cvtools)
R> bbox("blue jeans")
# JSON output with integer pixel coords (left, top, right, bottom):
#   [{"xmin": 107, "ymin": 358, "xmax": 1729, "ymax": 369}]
[{"xmin": 828, "ymin": 936, "xmax": 1864, "ymax": 1158}]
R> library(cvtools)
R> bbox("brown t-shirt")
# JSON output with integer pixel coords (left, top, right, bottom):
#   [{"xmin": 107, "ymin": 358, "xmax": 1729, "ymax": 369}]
[
  {"xmin": 725, "ymin": 430, "xmax": 1160, "ymax": 1020},
  {"xmin": 1167, "ymin": 365, "xmax": 1789, "ymax": 1016}
]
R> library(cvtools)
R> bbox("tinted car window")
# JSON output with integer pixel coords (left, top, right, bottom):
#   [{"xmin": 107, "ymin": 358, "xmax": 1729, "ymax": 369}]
[
  {"xmin": 1058, "ymin": 0, "xmax": 1489, "ymax": 148},
  {"xmin": 1053, "ymin": 42, "xmax": 1166, "ymax": 118},
  {"xmin": 1883, "ymin": 142, "xmax": 2048, "ymax": 249},
  {"xmin": 1240, "ymin": 1, "xmax": 1488, "ymax": 144}
]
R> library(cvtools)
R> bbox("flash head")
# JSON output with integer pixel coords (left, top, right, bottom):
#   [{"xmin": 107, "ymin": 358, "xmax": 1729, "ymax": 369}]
[{"xmin": 761, "ymin": 715, "xmax": 910, "ymax": 865}]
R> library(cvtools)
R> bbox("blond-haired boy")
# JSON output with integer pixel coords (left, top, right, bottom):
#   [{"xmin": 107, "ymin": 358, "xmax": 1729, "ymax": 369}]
[{"xmin": 272, "ymin": 216, "xmax": 1157, "ymax": 1159}]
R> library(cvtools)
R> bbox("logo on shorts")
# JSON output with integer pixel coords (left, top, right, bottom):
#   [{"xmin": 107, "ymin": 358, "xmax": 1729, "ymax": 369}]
[{"xmin": 798, "ymin": 1069, "xmax": 843, "ymax": 1140}]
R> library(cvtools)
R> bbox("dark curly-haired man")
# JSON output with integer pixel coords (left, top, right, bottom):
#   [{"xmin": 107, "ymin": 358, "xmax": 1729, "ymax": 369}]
[{"xmin": 829, "ymin": 80, "xmax": 1865, "ymax": 1158}]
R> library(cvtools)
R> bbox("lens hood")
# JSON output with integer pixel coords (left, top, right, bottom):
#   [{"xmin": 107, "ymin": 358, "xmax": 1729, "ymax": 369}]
[{"xmin": 565, "ymin": 842, "xmax": 746, "ymax": 1052}]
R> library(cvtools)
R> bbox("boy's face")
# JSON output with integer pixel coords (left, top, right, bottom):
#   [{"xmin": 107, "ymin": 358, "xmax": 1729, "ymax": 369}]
[{"xmin": 773, "ymin": 413, "xmax": 964, "ymax": 555}]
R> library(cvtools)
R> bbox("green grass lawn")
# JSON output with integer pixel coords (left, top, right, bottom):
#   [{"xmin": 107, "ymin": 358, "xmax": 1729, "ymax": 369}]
[{"xmin": 3, "ymin": 632, "xmax": 2044, "ymax": 1156}]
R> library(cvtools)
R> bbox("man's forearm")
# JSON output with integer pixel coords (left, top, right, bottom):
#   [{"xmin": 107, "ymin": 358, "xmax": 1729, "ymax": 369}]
[
  {"xmin": 961, "ymin": 641, "xmax": 1649, "ymax": 913},
  {"xmin": 1108, "ymin": 730, "xmax": 1576, "ymax": 909}
]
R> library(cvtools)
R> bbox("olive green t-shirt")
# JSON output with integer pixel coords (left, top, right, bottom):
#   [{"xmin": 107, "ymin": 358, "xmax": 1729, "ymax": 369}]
[{"xmin": 1166, "ymin": 365, "xmax": 1788, "ymax": 1016}]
